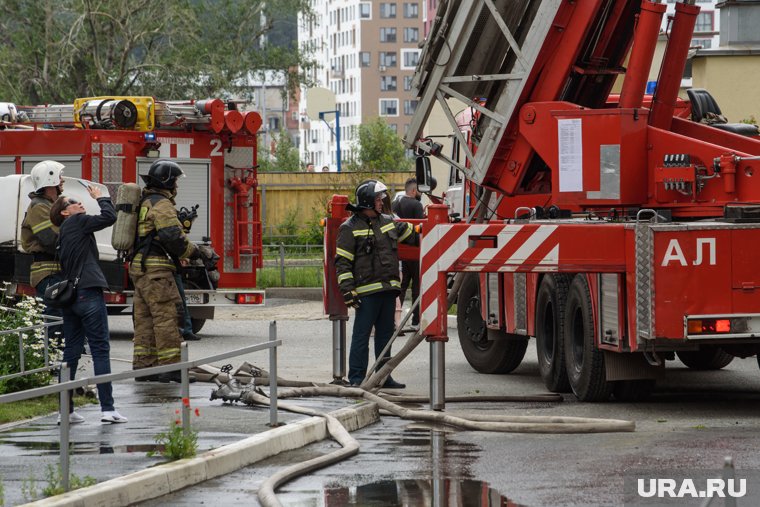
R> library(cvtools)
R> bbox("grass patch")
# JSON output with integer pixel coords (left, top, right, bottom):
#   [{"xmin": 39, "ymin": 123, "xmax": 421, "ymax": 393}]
[
  {"xmin": 257, "ymin": 266, "xmax": 323, "ymax": 288},
  {"xmin": 0, "ymin": 393, "xmax": 97, "ymax": 425}
]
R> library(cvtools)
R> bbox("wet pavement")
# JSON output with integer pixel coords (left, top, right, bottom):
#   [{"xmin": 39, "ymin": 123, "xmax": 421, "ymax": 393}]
[{"xmin": 3, "ymin": 299, "xmax": 760, "ymax": 505}]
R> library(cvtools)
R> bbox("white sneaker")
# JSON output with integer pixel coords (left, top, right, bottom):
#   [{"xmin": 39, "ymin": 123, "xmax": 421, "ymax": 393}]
[
  {"xmin": 101, "ymin": 410, "xmax": 128, "ymax": 424},
  {"xmin": 57, "ymin": 411, "xmax": 85, "ymax": 425}
]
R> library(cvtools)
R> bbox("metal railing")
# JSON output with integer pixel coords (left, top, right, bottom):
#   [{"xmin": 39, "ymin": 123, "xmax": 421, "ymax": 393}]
[
  {"xmin": 0, "ymin": 305, "xmax": 63, "ymax": 383},
  {"xmin": 0, "ymin": 321, "xmax": 282, "ymax": 492},
  {"xmin": 263, "ymin": 243, "xmax": 323, "ymax": 287}
]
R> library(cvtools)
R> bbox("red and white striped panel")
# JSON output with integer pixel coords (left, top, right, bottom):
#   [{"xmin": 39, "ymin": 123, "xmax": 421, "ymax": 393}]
[
  {"xmin": 419, "ymin": 223, "xmax": 559, "ymax": 336},
  {"xmin": 157, "ymin": 136, "xmax": 194, "ymax": 158}
]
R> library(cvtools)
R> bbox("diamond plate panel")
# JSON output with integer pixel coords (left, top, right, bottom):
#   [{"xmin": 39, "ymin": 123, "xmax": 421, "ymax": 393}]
[
  {"xmin": 635, "ymin": 224, "xmax": 654, "ymax": 341},
  {"xmin": 513, "ymin": 273, "xmax": 527, "ymax": 333},
  {"xmin": 600, "ymin": 274, "xmax": 620, "ymax": 346},
  {"xmin": 223, "ymin": 147, "xmax": 254, "ymax": 273}
]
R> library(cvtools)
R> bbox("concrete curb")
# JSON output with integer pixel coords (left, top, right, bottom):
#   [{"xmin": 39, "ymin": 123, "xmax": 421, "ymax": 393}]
[{"xmin": 24, "ymin": 402, "xmax": 380, "ymax": 507}]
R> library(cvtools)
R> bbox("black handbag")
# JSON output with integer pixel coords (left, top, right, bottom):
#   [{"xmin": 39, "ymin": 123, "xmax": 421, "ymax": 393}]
[
  {"xmin": 43, "ymin": 244, "xmax": 84, "ymax": 309},
  {"xmin": 43, "ymin": 278, "xmax": 78, "ymax": 308}
]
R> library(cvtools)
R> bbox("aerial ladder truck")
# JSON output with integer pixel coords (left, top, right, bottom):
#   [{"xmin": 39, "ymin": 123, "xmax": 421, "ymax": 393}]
[{"xmin": 325, "ymin": 0, "xmax": 760, "ymax": 402}]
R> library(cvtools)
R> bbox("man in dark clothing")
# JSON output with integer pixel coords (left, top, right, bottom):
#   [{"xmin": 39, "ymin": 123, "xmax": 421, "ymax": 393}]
[
  {"xmin": 50, "ymin": 185, "xmax": 127, "ymax": 424},
  {"xmin": 391, "ymin": 178, "xmax": 424, "ymax": 329},
  {"xmin": 335, "ymin": 179, "xmax": 417, "ymax": 388}
]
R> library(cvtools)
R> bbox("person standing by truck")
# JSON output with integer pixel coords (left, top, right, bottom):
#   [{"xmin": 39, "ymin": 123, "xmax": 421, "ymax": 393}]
[
  {"xmin": 50, "ymin": 185, "xmax": 127, "ymax": 424},
  {"xmin": 130, "ymin": 160, "xmax": 200, "ymax": 383},
  {"xmin": 21, "ymin": 161, "xmax": 66, "ymax": 347},
  {"xmin": 335, "ymin": 179, "xmax": 418, "ymax": 388},
  {"xmin": 391, "ymin": 177, "xmax": 424, "ymax": 330}
]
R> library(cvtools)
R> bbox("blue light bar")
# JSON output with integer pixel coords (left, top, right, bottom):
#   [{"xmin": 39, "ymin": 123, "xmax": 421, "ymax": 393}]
[{"xmin": 144, "ymin": 132, "xmax": 156, "ymax": 142}]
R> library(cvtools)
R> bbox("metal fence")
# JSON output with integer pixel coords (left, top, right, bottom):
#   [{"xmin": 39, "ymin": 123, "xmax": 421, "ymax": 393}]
[
  {"xmin": 0, "ymin": 321, "xmax": 282, "ymax": 492},
  {"xmin": 0, "ymin": 305, "xmax": 63, "ymax": 383},
  {"xmin": 263, "ymin": 243, "xmax": 323, "ymax": 287}
]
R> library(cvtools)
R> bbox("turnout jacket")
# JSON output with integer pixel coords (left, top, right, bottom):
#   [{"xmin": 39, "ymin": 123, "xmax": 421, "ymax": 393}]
[
  {"xmin": 130, "ymin": 188, "xmax": 198, "ymax": 274},
  {"xmin": 335, "ymin": 212, "xmax": 416, "ymax": 297},
  {"xmin": 21, "ymin": 193, "xmax": 61, "ymax": 287}
]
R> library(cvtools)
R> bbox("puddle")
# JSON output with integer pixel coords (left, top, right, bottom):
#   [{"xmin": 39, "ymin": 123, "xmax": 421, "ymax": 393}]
[
  {"xmin": 0, "ymin": 440, "xmax": 162, "ymax": 455},
  {"xmin": 323, "ymin": 479, "xmax": 516, "ymax": 506}
]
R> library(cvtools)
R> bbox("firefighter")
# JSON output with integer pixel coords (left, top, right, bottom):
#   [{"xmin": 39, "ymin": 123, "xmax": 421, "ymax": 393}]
[
  {"xmin": 130, "ymin": 160, "xmax": 200, "ymax": 383},
  {"xmin": 335, "ymin": 179, "xmax": 417, "ymax": 388},
  {"xmin": 21, "ymin": 160, "xmax": 65, "ymax": 347}
]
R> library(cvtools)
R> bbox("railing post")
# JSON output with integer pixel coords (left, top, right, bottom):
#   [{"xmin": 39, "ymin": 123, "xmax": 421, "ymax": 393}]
[
  {"xmin": 269, "ymin": 321, "xmax": 279, "ymax": 427},
  {"xmin": 279, "ymin": 242, "xmax": 286, "ymax": 286},
  {"xmin": 180, "ymin": 343, "xmax": 190, "ymax": 435},
  {"xmin": 18, "ymin": 331, "xmax": 25, "ymax": 373},
  {"xmin": 59, "ymin": 362, "xmax": 70, "ymax": 492}
]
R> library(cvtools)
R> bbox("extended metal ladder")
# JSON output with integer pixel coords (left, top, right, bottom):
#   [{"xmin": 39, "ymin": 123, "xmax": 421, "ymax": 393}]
[{"xmin": 405, "ymin": 0, "xmax": 561, "ymax": 185}]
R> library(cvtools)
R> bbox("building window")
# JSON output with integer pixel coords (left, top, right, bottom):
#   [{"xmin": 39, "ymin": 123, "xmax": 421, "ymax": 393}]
[
  {"xmin": 380, "ymin": 3, "xmax": 396, "ymax": 18},
  {"xmin": 380, "ymin": 99, "xmax": 399, "ymax": 116},
  {"xmin": 404, "ymin": 99, "xmax": 418, "ymax": 115},
  {"xmin": 694, "ymin": 11, "xmax": 713, "ymax": 33},
  {"xmin": 380, "ymin": 27, "xmax": 397, "ymax": 43},
  {"xmin": 691, "ymin": 38, "xmax": 712, "ymax": 50},
  {"xmin": 360, "ymin": 52, "xmax": 371, "ymax": 67},
  {"xmin": 404, "ymin": 75, "xmax": 414, "ymax": 91},
  {"xmin": 404, "ymin": 2, "xmax": 419, "ymax": 18},
  {"xmin": 381, "ymin": 75, "xmax": 397, "ymax": 91},
  {"xmin": 359, "ymin": 2, "xmax": 371, "ymax": 19},
  {"xmin": 379, "ymin": 52, "xmax": 397, "ymax": 68},
  {"xmin": 404, "ymin": 27, "xmax": 419, "ymax": 43},
  {"xmin": 401, "ymin": 49, "xmax": 420, "ymax": 69},
  {"xmin": 388, "ymin": 123, "xmax": 398, "ymax": 133}
]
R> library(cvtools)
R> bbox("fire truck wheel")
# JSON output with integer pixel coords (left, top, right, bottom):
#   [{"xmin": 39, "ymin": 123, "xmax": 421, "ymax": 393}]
[
  {"xmin": 612, "ymin": 379, "xmax": 656, "ymax": 402},
  {"xmin": 535, "ymin": 274, "xmax": 572, "ymax": 393},
  {"xmin": 191, "ymin": 318, "xmax": 206, "ymax": 334},
  {"xmin": 676, "ymin": 347, "xmax": 734, "ymax": 370},
  {"xmin": 457, "ymin": 274, "xmax": 528, "ymax": 374},
  {"xmin": 564, "ymin": 275, "xmax": 613, "ymax": 402}
]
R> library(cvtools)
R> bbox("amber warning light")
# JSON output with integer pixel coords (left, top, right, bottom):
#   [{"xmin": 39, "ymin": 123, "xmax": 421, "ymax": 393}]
[{"xmin": 687, "ymin": 319, "xmax": 731, "ymax": 335}]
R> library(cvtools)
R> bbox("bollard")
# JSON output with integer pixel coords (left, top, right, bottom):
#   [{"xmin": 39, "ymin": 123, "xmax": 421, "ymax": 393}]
[
  {"xmin": 330, "ymin": 317, "xmax": 348, "ymax": 384},
  {"xmin": 269, "ymin": 321, "xmax": 279, "ymax": 427},
  {"xmin": 429, "ymin": 340, "xmax": 445, "ymax": 411},
  {"xmin": 59, "ymin": 362, "xmax": 70, "ymax": 492},
  {"xmin": 180, "ymin": 343, "xmax": 190, "ymax": 435}
]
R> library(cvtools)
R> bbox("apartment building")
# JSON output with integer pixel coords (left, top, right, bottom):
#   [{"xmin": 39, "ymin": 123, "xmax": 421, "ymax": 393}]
[{"xmin": 299, "ymin": 1, "xmax": 425, "ymax": 171}]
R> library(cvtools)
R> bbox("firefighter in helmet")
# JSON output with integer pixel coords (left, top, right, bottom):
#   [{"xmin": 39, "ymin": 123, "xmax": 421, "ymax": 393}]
[
  {"xmin": 335, "ymin": 179, "xmax": 418, "ymax": 388},
  {"xmin": 21, "ymin": 160, "xmax": 65, "ymax": 345},
  {"xmin": 130, "ymin": 160, "xmax": 200, "ymax": 382}
]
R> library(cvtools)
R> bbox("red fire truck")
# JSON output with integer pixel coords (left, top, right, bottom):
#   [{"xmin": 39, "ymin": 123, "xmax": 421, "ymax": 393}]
[
  {"xmin": 0, "ymin": 96, "xmax": 264, "ymax": 332},
  {"xmin": 325, "ymin": 0, "xmax": 760, "ymax": 401}
]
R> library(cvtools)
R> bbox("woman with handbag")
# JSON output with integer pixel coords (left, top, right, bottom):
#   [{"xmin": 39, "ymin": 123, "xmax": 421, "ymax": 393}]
[{"xmin": 49, "ymin": 185, "xmax": 127, "ymax": 424}]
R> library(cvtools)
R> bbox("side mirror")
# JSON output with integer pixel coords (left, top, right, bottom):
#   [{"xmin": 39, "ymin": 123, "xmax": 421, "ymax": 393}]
[{"xmin": 415, "ymin": 156, "xmax": 432, "ymax": 193}]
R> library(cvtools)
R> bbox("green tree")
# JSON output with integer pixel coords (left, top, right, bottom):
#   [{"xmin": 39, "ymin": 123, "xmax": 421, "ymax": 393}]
[
  {"xmin": 356, "ymin": 117, "xmax": 412, "ymax": 173},
  {"xmin": 0, "ymin": 0, "xmax": 315, "ymax": 104},
  {"xmin": 258, "ymin": 129, "xmax": 301, "ymax": 172}
]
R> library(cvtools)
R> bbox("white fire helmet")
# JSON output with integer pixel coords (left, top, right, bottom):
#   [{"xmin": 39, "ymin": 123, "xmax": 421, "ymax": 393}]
[{"xmin": 30, "ymin": 160, "xmax": 65, "ymax": 192}]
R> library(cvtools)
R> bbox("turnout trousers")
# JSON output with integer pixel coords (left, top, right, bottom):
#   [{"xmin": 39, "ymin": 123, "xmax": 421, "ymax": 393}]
[{"xmin": 130, "ymin": 269, "xmax": 183, "ymax": 369}]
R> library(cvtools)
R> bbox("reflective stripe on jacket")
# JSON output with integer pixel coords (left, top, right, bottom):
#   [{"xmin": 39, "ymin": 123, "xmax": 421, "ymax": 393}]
[{"xmin": 335, "ymin": 213, "xmax": 417, "ymax": 297}]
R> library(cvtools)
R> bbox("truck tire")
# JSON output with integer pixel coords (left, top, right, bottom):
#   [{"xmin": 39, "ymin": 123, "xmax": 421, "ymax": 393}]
[
  {"xmin": 535, "ymin": 274, "xmax": 571, "ymax": 393},
  {"xmin": 564, "ymin": 275, "xmax": 613, "ymax": 402},
  {"xmin": 676, "ymin": 347, "xmax": 734, "ymax": 370},
  {"xmin": 613, "ymin": 379, "xmax": 656, "ymax": 402},
  {"xmin": 191, "ymin": 318, "xmax": 206, "ymax": 334},
  {"xmin": 457, "ymin": 274, "xmax": 528, "ymax": 374}
]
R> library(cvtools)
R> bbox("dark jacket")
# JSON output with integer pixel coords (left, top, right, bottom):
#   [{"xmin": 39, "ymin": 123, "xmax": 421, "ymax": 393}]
[
  {"xmin": 392, "ymin": 195, "xmax": 424, "ymax": 219},
  {"xmin": 58, "ymin": 197, "xmax": 116, "ymax": 290},
  {"xmin": 335, "ymin": 212, "xmax": 416, "ymax": 297}
]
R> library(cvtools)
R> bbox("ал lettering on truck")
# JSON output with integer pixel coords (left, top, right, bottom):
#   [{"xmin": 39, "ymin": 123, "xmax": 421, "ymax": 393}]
[
  {"xmin": 323, "ymin": 0, "xmax": 760, "ymax": 401},
  {"xmin": 0, "ymin": 96, "xmax": 264, "ymax": 332}
]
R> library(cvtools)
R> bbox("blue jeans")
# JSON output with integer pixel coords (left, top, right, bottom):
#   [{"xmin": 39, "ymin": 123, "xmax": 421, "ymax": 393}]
[
  {"xmin": 35, "ymin": 274, "xmax": 64, "ymax": 347},
  {"xmin": 60, "ymin": 287, "xmax": 114, "ymax": 412},
  {"xmin": 348, "ymin": 291, "xmax": 397, "ymax": 385},
  {"xmin": 174, "ymin": 274, "xmax": 193, "ymax": 337}
]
